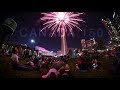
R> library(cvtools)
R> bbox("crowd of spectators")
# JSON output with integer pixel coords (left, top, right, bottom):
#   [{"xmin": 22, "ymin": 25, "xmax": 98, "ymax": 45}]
[{"xmin": 1, "ymin": 44, "xmax": 120, "ymax": 78}]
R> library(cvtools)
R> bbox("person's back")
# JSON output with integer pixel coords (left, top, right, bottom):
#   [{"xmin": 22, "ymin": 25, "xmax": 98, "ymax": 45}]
[
  {"xmin": 11, "ymin": 48, "xmax": 34, "ymax": 71},
  {"xmin": 11, "ymin": 54, "xmax": 19, "ymax": 63},
  {"xmin": 11, "ymin": 48, "xmax": 20, "ymax": 68},
  {"xmin": 33, "ymin": 55, "xmax": 39, "ymax": 65},
  {"xmin": 11, "ymin": 48, "xmax": 19, "ymax": 63}
]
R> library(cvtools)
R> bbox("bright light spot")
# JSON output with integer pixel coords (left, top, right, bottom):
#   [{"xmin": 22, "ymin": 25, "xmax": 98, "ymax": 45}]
[
  {"xmin": 78, "ymin": 52, "xmax": 83, "ymax": 56},
  {"xmin": 57, "ymin": 12, "xmax": 65, "ymax": 20},
  {"xmin": 31, "ymin": 39, "xmax": 35, "ymax": 43},
  {"xmin": 55, "ymin": 12, "xmax": 70, "ymax": 24}
]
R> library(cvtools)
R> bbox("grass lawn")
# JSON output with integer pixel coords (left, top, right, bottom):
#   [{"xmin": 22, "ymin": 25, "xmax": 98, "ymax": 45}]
[{"xmin": 0, "ymin": 56, "xmax": 119, "ymax": 78}]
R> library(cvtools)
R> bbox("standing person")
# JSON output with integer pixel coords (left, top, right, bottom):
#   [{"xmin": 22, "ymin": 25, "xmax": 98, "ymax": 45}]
[{"xmin": 33, "ymin": 55, "xmax": 39, "ymax": 66}]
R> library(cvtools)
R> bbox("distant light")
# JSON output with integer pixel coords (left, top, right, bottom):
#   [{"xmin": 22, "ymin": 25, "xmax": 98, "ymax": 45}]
[
  {"xmin": 31, "ymin": 39, "xmax": 35, "ymax": 43},
  {"xmin": 78, "ymin": 52, "xmax": 83, "ymax": 56},
  {"xmin": 113, "ymin": 12, "xmax": 115, "ymax": 18}
]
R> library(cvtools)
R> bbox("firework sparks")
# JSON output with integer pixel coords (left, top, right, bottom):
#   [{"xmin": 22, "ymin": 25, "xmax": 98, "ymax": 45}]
[{"xmin": 40, "ymin": 12, "xmax": 85, "ymax": 37}]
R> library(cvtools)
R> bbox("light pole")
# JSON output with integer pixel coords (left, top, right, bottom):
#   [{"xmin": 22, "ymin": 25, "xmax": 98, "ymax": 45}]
[{"xmin": 30, "ymin": 39, "xmax": 35, "ymax": 49}]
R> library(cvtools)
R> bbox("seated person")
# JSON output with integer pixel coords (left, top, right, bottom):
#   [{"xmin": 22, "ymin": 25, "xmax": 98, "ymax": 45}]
[
  {"xmin": 59, "ymin": 64, "xmax": 73, "ymax": 79},
  {"xmin": 11, "ymin": 48, "xmax": 34, "ymax": 71}
]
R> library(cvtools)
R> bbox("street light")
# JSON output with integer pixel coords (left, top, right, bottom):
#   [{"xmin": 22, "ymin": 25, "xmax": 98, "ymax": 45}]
[
  {"xmin": 30, "ymin": 39, "xmax": 35, "ymax": 49},
  {"xmin": 31, "ymin": 39, "xmax": 35, "ymax": 43}
]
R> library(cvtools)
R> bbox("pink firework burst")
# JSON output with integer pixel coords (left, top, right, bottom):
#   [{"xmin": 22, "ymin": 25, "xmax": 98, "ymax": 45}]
[{"xmin": 40, "ymin": 12, "xmax": 85, "ymax": 37}]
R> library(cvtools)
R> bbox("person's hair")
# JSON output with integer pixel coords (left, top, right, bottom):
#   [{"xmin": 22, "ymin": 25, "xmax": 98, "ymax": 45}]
[{"xmin": 49, "ymin": 72, "xmax": 57, "ymax": 78}]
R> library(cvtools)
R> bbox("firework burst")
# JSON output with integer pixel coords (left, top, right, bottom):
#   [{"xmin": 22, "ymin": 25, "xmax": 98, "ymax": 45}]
[{"xmin": 40, "ymin": 12, "xmax": 85, "ymax": 37}]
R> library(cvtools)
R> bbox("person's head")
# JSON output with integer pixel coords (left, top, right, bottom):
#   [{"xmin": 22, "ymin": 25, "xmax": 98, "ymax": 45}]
[
  {"xmin": 60, "ymin": 66, "xmax": 64, "ymax": 69},
  {"xmin": 65, "ymin": 64, "xmax": 70, "ymax": 70},
  {"xmin": 49, "ymin": 72, "xmax": 57, "ymax": 78}
]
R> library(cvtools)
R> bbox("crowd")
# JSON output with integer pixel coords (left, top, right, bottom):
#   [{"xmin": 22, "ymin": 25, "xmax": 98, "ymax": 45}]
[{"xmin": 1, "ymin": 44, "xmax": 120, "ymax": 78}]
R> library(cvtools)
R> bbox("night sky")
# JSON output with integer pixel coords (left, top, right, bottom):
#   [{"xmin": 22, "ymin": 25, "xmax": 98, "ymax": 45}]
[{"xmin": 0, "ymin": 12, "xmax": 114, "ymax": 52}]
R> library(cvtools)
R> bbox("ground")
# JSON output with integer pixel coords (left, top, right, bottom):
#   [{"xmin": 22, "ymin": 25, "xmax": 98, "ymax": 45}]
[{"xmin": 0, "ymin": 56, "xmax": 119, "ymax": 78}]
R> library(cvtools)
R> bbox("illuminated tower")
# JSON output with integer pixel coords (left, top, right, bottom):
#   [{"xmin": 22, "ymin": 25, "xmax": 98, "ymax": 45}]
[
  {"xmin": 61, "ymin": 28, "xmax": 68, "ymax": 56},
  {"xmin": 40, "ymin": 12, "xmax": 85, "ymax": 56}
]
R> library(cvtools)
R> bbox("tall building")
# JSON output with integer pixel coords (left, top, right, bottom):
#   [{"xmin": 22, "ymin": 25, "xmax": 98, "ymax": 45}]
[{"xmin": 61, "ymin": 31, "xmax": 68, "ymax": 56}]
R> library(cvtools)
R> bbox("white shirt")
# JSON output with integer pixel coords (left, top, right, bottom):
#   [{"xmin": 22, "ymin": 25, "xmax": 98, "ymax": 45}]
[
  {"xmin": 11, "ymin": 54, "xmax": 19, "ymax": 63},
  {"xmin": 42, "ymin": 68, "xmax": 60, "ymax": 78}
]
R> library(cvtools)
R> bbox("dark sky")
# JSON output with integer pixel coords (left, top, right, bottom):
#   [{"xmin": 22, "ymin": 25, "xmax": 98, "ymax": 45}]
[{"xmin": 0, "ymin": 12, "xmax": 114, "ymax": 52}]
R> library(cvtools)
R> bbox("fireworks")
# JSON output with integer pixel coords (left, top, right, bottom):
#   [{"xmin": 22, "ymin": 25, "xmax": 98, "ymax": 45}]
[{"xmin": 40, "ymin": 12, "xmax": 85, "ymax": 37}]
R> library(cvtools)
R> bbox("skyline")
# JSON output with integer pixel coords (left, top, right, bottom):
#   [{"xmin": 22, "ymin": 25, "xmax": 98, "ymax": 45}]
[{"xmin": 0, "ymin": 12, "xmax": 114, "ymax": 52}]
